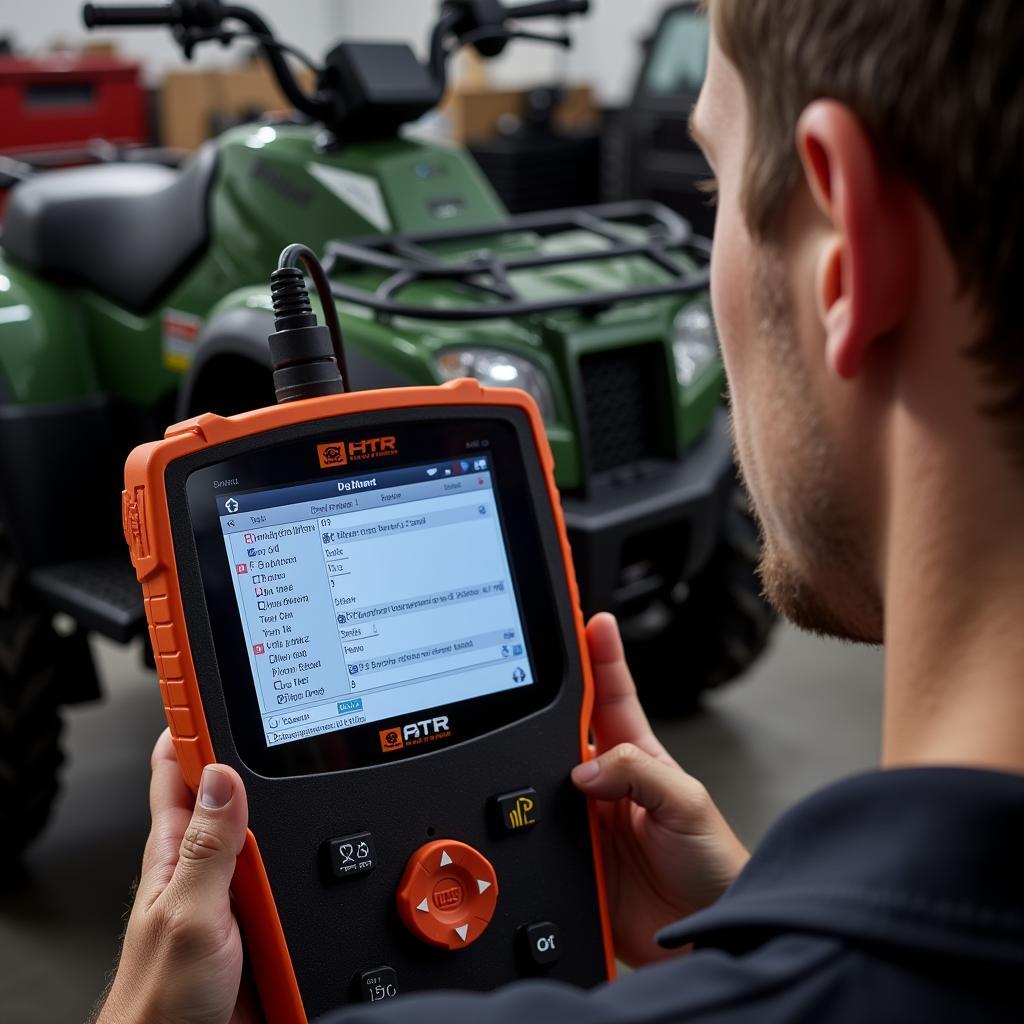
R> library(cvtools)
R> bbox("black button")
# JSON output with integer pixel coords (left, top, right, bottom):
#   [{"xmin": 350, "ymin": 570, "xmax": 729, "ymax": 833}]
[
  {"xmin": 519, "ymin": 921, "xmax": 561, "ymax": 967},
  {"xmin": 490, "ymin": 788, "xmax": 538, "ymax": 834},
  {"xmin": 358, "ymin": 965, "xmax": 399, "ymax": 1003},
  {"xmin": 326, "ymin": 831, "xmax": 376, "ymax": 880}
]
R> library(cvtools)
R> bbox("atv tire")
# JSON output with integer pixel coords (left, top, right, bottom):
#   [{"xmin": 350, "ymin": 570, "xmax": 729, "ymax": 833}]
[
  {"xmin": 0, "ymin": 534, "xmax": 68, "ymax": 864},
  {"xmin": 620, "ymin": 483, "xmax": 777, "ymax": 717}
]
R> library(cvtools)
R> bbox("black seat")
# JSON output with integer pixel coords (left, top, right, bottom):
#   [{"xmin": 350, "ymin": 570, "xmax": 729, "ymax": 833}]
[{"xmin": 2, "ymin": 144, "xmax": 217, "ymax": 312}]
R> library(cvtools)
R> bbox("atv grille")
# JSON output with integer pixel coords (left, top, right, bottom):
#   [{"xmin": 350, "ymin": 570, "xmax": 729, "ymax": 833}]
[{"xmin": 579, "ymin": 343, "xmax": 668, "ymax": 474}]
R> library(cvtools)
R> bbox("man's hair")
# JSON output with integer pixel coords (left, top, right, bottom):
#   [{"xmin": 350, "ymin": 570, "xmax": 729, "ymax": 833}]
[{"xmin": 710, "ymin": 0, "xmax": 1024, "ymax": 463}]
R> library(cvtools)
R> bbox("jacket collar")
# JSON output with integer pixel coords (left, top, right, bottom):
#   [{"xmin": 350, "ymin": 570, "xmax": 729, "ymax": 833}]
[{"xmin": 657, "ymin": 767, "xmax": 1024, "ymax": 965}]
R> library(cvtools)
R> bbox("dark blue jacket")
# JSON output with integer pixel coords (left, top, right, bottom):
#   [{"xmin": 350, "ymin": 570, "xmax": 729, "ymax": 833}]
[{"xmin": 321, "ymin": 768, "xmax": 1024, "ymax": 1022}]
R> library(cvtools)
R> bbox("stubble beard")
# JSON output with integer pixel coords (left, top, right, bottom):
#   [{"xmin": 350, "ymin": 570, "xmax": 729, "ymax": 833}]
[{"xmin": 736, "ymin": 246, "xmax": 884, "ymax": 645}]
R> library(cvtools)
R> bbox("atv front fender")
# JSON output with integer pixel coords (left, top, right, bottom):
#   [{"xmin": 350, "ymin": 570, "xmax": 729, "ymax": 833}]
[
  {"xmin": 0, "ymin": 259, "xmax": 99, "ymax": 403},
  {"xmin": 0, "ymin": 259, "xmax": 119, "ymax": 566},
  {"xmin": 177, "ymin": 289, "xmax": 421, "ymax": 419}
]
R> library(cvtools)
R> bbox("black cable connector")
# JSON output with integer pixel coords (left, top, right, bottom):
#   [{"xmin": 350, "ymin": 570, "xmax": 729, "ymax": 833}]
[{"xmin": 268, "ymin": 243, "xmax": 350, "ymax": 403}]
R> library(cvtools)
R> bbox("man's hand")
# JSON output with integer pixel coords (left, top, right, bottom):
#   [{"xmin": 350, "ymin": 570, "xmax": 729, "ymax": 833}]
[
  {"xmin": 572, "ymin": 613, "xmax": 750, "ymax": 968},
  {"xmin": 97, "ymin": 729, "xmax": 259, "ymax": 1024},
  {"xmin": 95, "ymin": 618, "xmax": 741, "ymax": 1021}
]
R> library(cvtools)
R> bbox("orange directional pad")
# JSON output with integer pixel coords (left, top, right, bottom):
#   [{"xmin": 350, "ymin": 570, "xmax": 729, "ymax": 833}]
[{"xmin": 396, "ymin": 839, "xmax": 498, "ymax": 950}]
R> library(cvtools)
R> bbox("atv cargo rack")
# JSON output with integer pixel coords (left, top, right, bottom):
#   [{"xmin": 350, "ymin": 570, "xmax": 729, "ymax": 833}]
[{"xmin": 323, "ymin": 200, "xmax": 711, "ymax": 321}]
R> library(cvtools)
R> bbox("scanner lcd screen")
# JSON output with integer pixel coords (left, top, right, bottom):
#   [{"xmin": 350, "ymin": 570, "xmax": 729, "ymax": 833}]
[{"xmin": 216, "ymin": 454, "xmax": 534, "ymax": 748}]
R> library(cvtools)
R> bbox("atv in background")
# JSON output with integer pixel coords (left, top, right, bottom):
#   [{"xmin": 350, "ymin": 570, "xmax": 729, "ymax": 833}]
[
  {"xmin": 605, "ymin": 1, "xmax": 714, "ymax": 237},
  {"xmin": 0, "ymin": 0, "xmax": 775, "ymax": 859}
]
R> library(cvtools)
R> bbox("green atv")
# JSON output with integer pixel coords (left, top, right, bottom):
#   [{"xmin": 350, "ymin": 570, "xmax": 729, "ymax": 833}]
[{"xmin": 0, "ymin": 0, "xmax": 774, "ymax": 859}]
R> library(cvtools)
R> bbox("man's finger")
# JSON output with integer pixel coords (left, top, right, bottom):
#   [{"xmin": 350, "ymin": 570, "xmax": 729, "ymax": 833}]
[
  {"xmin": 163, "ymin": 764, "xmax": 248, "ymax": 914},
  {"xmin": 571, "ymin": 742, "xmax": 710, "ymax": 831},
  {"xmin": 139, "ymin": 729, "xmax": 198, "ymax": 904},
  {"xmin": 586, "ymin": 613, "xmax": 669, "ymax": 760}
]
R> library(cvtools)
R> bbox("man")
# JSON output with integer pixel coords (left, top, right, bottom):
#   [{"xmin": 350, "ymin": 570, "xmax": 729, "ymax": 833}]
[{"xmin": 93, "ymin": 1, "xmax": 1024, "ymax": 1021}]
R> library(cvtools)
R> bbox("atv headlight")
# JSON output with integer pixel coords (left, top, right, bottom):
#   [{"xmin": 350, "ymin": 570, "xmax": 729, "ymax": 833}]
[
  {"xmin": 673, "ymin": 300, "xmax": 719, "ymax": 387},
  {"xmin": 436, "ymin": 348, "xmax": 556, "ymax": 423}
]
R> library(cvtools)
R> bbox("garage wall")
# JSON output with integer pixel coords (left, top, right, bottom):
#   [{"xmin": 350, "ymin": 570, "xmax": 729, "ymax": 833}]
[{"xmin": 567, "ymin": 0, "xmax": 673, "ymax": 103}]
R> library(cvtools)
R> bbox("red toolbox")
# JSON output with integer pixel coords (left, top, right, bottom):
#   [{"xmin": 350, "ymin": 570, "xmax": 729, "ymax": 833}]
[{"xmin": 0, "ymin": 54, "xmax": 147, "ymax": 154}]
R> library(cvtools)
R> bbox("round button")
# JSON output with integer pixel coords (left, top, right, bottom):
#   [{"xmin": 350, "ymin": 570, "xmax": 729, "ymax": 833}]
[
  {"xmin": 432, "ymin": 877, "xmax": 464, "ymax": 910},
  {"xmin": 396, "ymin": 839, "xmax": 498, "ymax": 950}
]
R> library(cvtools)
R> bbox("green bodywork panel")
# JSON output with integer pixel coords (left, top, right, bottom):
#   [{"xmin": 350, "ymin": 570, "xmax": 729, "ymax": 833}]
[
  {"xmin": 207, "ymin": 125, "xmax": 508, "ymax": 286},
  {"xmin": 0, "ymin": 123, "xmax": 723, "ymax": 489},
  {"xmin": 0, "ymin": 262, "xmax": 99, "ymax": 403}
]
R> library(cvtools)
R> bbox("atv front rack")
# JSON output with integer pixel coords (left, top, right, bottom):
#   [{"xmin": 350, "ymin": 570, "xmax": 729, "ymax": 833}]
[{"xmin": 323, "ymin": 201, "xmax": 711, "ymax": 321}]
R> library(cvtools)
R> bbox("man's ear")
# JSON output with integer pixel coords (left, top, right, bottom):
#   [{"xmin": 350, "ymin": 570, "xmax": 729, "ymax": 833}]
[{"xmin": 795, "ymin": 100, "xmax": 915, "ymax": 380}]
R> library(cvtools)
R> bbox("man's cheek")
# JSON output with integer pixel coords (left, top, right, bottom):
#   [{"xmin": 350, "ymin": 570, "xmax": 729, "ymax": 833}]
[
  {"xmin": 709, "ymin": 214, "xmax": 753, "ymax": 385},
  {"xmin": 708, "ymin": 213, "xmax": 770, "ymax": 504}
]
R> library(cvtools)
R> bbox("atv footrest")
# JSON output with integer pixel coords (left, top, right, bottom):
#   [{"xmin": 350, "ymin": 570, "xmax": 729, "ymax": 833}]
[{"xmin": 30, "ymin": 555, "xmax": 145, "ymax": 643}]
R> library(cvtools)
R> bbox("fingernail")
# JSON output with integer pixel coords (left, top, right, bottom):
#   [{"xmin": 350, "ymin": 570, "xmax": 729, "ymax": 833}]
[
  {"xmin": 199, "ymin": 766, "xmax": 233, "ymax": 809},
  {"xmin": 572, "ymin": 759, "xmax": 600, "ymax": 784}
]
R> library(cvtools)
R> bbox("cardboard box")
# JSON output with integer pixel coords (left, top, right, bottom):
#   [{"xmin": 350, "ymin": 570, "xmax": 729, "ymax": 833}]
[{"xmin": 442, "ymin": 83, "xmax": 598, "ymax": 144}]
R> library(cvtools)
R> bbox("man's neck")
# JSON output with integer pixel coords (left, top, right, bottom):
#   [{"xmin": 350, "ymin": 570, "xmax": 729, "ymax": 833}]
[{"xmin": 881, "ymin": 408, "xmax": 1024, "ymax": 773}]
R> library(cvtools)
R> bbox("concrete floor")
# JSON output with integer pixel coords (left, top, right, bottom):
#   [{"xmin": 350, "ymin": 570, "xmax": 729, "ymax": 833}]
[{"xmin": 0, "ymin": 625, "xmax": 883, "ymax": 1023}]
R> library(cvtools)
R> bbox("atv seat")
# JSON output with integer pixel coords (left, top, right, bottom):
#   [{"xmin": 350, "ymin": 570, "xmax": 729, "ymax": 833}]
[{"xmin": 2, "ymin": 144, "xmax": 217, "ymax": 312}]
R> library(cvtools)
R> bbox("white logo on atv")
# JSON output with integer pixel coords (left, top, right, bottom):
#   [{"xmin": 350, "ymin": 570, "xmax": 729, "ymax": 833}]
[{"xmin": 307, "ymin": 164, "xmax": 392, "ymax": 232}]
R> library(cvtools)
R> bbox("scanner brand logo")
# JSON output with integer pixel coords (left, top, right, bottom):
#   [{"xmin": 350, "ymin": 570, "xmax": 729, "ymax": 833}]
[
  {"xmin": 379, "ymin": 715, "xmax": 452, "ymax": 752},
  {"xmin": 379, "ymin": 728, "xmax": 403, "ymax": 752},
  {"xmin": 318, "ymin": 436, "xmax": 398, "ymax": 469},
  {"xmin": 318, "ymin": 443, "xmax": 348, "ymax": 468}
]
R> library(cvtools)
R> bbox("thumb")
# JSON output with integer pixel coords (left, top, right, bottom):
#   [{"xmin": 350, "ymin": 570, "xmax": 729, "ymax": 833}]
[
  {"xmin": 571, "ymin": 742, "xmax": 712, "ymax": 833},
  {"xmin": 165, "ymin": 764, "xmax": 248, "ymax": 910},
  {"xmin": 586, "ymin": 613, "xmax": 669, "ymax": 761}
]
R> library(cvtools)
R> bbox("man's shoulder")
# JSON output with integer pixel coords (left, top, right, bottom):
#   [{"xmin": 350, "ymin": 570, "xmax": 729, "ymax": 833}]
[
  {"xmin": 321, "ymin": 930, "xmax": 1020, "ymax": 1024},
  {"xmin": 321, "ymin": 767, "xmax": 1024, "ymax": 1024}
]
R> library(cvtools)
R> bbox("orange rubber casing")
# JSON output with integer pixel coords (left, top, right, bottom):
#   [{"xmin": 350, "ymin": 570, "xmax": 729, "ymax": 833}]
[{"xmin": 122, "ymin": 377, "xmax": 615, "ymax": 1021}]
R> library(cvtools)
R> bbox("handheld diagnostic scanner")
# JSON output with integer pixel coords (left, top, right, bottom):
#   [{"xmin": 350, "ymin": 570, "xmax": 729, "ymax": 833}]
[{"xmin": 121, "ymin": 246, "xmax": 613, "ymax": 1021}]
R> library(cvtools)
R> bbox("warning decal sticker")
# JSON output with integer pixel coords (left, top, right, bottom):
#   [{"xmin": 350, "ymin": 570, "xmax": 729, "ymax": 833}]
[{"xmin": 162, "ymin": 309, "xmax": 202, "ymax": 371}]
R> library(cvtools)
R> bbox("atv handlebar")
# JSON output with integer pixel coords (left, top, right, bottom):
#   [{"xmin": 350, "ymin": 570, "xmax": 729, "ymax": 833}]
[
  {"xmin": 81, "ymin": 0, "xmax": 589, "ymax": 29},
  {"xmin": 83, "ymin": 2, "xmax": 186, "ymax": 27},
  {"xmin": 429, "ymin": 0, "xmax": 588, "ymax": 81},
  {"xmin": 83, "ymin": 1, "xmax": 330, "ymax": 121},
  {"xmin": 504, "ymin": 1, "xmax": 590, "ymax": 19},
  {"xmin": 82, "ymin": 0, "xmax": 589, "ymax": 136}
]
